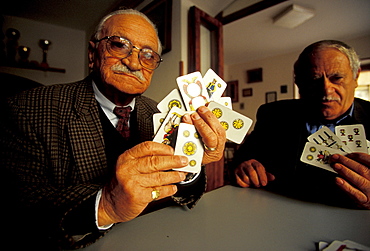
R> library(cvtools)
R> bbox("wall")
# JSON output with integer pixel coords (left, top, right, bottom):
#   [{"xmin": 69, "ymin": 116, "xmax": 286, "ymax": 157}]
[
  {"xmin": 1, "ymin": 15, "xmax": 86, "ymax": 85},
  {"xmin": 224, "ymin": 35, "xmax": 370, "ymax": 128}
]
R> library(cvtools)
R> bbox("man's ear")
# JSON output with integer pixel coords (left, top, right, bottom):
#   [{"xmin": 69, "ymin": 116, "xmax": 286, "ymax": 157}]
[{"xmin": 88, "ymin": 41, "xmax": 96, "ymax": 69}]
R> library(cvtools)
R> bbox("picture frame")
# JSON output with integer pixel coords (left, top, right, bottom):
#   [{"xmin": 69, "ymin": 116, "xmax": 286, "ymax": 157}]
[
  {"xmin": 242, "ymin": 88, "xmax": 253, "ymax": 97},
  {"xmin": 265, "ymin": 91, "xmax": 277, "ymax": 103},
  {"xmin": 141, "ymin": 0, "xmax": 172, "ymax": 54},
  {"xmin": 226, "ymin": 80, "xmax": 239, "ymax": 102},
  {"xmin": 246, "ymin": 68, "xmax": 263, "ymax": 83}
]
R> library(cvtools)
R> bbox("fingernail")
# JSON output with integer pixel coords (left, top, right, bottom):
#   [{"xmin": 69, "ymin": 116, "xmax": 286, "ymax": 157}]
[
  {"xmin": 191, "ymin": 112, "xmax": 200, "ymax": 120},
  {"xmin": 197, "ymin": 106, "xmax": 208, "ymax": 114},
  {"xmin": 182, "ymin": 113, "xmax": 191, "ymax": 123},
  {"xmin": 331, "ymin": 154, "xmax": 339, "ymax": 160},
  {"xmin": 180, "ymin": 156, "xmax": 188, "ymax": 165}
]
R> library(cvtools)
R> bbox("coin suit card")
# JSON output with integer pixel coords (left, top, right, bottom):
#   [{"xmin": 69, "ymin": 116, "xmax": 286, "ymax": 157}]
[
  {"xmin": 157, "ymin": 89, "xmax": 185, "ymax": 113},
  {"xmin": 207, "ymin": 101, "xmax": 252, "ymax": 144},
  {"xmin": 173, "ymin": 123, "xmax": 203, "ymax": 173},
  {"xmin": 300, "ymin": 142, "xmax": 344, "ymax": 173}
]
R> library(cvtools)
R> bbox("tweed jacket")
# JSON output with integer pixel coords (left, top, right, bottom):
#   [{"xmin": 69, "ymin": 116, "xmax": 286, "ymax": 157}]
[
  {"xmin": 1, "ymin": 76, "xmax": 205, "ymax": 249},
  {"xmin": 232, "ymin": 98, "xmax": 370, "ymax": 207}
]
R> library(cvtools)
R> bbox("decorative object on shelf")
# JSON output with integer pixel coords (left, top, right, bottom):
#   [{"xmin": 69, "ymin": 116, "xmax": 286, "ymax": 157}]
[
  {"xmin": 242, "ymin": 88, "xmax": 253, "ymax": 97},
  {"xmin": 265, "ymin": 91, "xmax": 277, "ymax": 103},
  {"xmin": 17, "ymin": 46, "xmax": 31, "ymax": 67},
  {"xmin": 5, "ymin": 28, "xmax": 20, "ymax": 66},
  {"xmin": 246, "ymin": 67, "xmax": 263, "ymax": 83},
  {"xmin": 39, "ymin": 39, "xmax": 51, "ymax": 68}
]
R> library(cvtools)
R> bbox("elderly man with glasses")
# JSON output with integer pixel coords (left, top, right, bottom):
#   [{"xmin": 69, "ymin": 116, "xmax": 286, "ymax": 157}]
[{"xmin": 1, "ymin": 9, "xmax": 225, "ymax": 250}]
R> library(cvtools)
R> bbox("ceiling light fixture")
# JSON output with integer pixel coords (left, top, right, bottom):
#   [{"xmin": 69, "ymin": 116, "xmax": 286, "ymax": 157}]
[{"xmin": 273, "ymin": 4, "xmax": 315, "ymax": 29}]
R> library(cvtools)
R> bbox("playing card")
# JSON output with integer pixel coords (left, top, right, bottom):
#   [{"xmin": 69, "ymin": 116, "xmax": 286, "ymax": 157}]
[
  {"xmin": 335, "ymin": 124, "xmax": 368, "ymax": 153},
  {"xmin": 173, "ymin": 123, "xmax": 204, "ymax": 173},
  {"xmin": 217, "ymin": 97, "xmax": 232, "ymax": 109},
  {"xmin": 307, "ymin": 126, "xmax": 352, "ymax": 153},
  {"xmin": 157, "ymin": 89, "xmax": 185, "ymax": 113},
  {"xmin": 203, "ymin": 68, "xmax": 227, "ymax": 102},
  {"xmin": 153, "ymin": 112, "xmax": 167, "ymax": 134},
  {"xmin": 300, "ymin": 142, "xmax": 344, "ymax": 173},
  {"xmin": 176, "ymin": 71, "xmax": 209, "ymax": 111},
  {"xmin": 207, "ymin": 101, "xmax": 252, "ymax": 144},
  {"xmin": 153, "ymin": 107, "xmax": 185, "ymax": 147}
]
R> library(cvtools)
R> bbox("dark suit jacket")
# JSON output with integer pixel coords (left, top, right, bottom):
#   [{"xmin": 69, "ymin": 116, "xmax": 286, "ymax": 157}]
[
  {"xmin": 0, "ymin": 75, "xmax": 205, "ymax": 250},
  {"xmin": 232, "ymin": 98, "xmax": 370, "ymax": 207}
]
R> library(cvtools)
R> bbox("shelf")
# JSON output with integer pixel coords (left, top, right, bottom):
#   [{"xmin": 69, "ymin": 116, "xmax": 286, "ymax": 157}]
[{"xmin": 0, "ymin": 65, "xmax": 66, "ymax": 73}]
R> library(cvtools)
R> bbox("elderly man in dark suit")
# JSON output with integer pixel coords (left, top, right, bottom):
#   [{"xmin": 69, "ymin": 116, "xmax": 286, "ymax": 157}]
[
  {"xmin": 1, "ymin": 9, "xmax": 225, "ymax": 250},
  {"xmin": 232, "ymin": 40, "xmax": 370, "ymax": 209}
]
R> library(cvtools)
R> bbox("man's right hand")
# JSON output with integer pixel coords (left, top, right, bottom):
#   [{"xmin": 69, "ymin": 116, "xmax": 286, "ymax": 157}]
[
  {"xmin": 98, "ymin": 141, "xmax": 188, "ymax": 226},
  {"xmin": 234, "ymin": 159, "xmax": 275, "ymax": 188}
]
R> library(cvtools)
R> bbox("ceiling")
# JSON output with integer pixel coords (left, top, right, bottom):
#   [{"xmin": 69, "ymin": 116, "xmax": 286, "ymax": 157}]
[{"xmin": 2, "ymin": 0, "xmax": 370, "ymax": 66}]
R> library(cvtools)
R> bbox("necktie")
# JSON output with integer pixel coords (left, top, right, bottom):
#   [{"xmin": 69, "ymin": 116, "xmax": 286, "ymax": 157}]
[{"xmin": 113, "ymin": 106, "xmax": 132, "ymax": 140}]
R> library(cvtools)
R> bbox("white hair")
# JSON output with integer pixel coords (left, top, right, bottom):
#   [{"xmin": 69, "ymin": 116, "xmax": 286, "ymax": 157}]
[{"xmin": 92, "ymin": 9, "xmax": 162, "ymax": 54}]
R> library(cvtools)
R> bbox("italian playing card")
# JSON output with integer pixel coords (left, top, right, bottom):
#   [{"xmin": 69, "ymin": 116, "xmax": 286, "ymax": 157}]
[
  {"xmin": 173, "ymin": 123, "xmax": 204, "ymax": 173},
  {"xmin": 207, "ymin": 101, "xmax": 252, "ymax": 144},
  {"xmin": 176, "ymin": 71, "xmax": 209, "ymax": 111},
  {"xmin": 153, "ymin": 107, "xmax": 185, "ymax": 147},
  {"xmin": 157, "ymin": 89, "xmax": 185, "ymax": 113},
  {"xmin": 307, "ymin": 126, "xmax": 352, "ymax": 153},
  {"xmin": 335, "ymin": 124, "xmax": 368, "ymax": 153},
  {"xmin": 203, "ymin": 68, "xmax": 227, "ymax": 102},
  {"xmin": 153, "ymin": 112, "xmax": 167, "ymax": 135},
  {"xmin": 300, "ymin": 142, "xmax": 343, "ymax": 173}
]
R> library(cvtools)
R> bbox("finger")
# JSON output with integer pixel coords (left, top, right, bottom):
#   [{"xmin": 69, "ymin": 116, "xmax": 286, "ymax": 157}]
[
  {"xmin": 136, "ymin": 171, "xmax": 187, "ymax": 188},
  {"xmin": 148, "ymin": 184, "xmax": 178, "ymax": 202},
  {"xmin": 124, "ymin": 141, "xmax": 174, "ymax": 160},
  {"xmin": 235, "ymin": 171, "xmax": 251, "ymax": 188},
  {"xmin": 191, "ymin": 106, "xmax": 226, "ymax": 150},
  {"xmin": 266, "ymin": 172, "xmax": 276, "ymax": 182},
  {"xmin": 117, "ymin": 154, "xmax": 189, "ymax": 174},
  {"xmin": 335, "ymin": 177, "xmax": 368, "ymax": 204},
  {"xmin": 331, "ymin": 154, "xmax": 370, "ymax": 179},
  {"xmin": 332, "ymin": 162, "xmax": 370, "ymax": 192},
  {"xmin": 346, "ymin": 152, "xmax": 370, "ymax": 169},
  {"xmin": 253, "ymin": 161, "xmax": 269, "ymax": 186}
]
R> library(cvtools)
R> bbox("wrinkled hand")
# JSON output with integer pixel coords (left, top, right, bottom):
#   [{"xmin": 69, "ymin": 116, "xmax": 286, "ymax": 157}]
[
  {"xmin": 234, "ymin": 159, "xmax": 275, "ymax": 188},
  {"xmin": 98, "ymin": 141, "xmax": 188, "ymax": 225},
  {"xmin": 330, "ymin": 153, "xmax": 370, "ymax": 209},
  {"xmin": 182, "ymin": 106, "xmax": 226, "ymax": 165}
]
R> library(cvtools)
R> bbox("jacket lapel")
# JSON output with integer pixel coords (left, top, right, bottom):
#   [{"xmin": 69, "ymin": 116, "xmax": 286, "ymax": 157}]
[{"xmin": 67, "ymin": 78, "xmax": 108, "ymax": 182}]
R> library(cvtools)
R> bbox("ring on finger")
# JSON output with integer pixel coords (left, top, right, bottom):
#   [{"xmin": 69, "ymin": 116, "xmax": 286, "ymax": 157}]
[
  {"xmin": 204, "ymin": 144, "xmax": 217, "ymax": 151},
  {"xmin": 151, "ymin": 188, "xmax": 160, "ymax": 200}
]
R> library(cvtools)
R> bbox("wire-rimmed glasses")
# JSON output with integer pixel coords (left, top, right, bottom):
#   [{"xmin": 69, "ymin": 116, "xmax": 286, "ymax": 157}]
[{"xmin": 95, "ymin": 36, "xmax": 162, "ymax": 70}]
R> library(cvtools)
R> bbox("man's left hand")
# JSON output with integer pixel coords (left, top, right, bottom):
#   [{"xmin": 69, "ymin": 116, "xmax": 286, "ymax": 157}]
[
  {"xmin": 330, "ymin": 153, "xmax": 370, "ymax": 209},
  {"xmin": 182, "ymin": 106, "xmax": 226, "ymax": 165}
]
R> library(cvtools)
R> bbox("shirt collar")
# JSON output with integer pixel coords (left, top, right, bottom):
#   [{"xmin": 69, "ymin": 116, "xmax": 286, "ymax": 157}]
[
  {"xmin": 306, "ymin": 103, "xmax": 354, "ymax": 134},
  {"xmin": 92, "ymin": 80, "xmax": 135, "ymax": 123}
]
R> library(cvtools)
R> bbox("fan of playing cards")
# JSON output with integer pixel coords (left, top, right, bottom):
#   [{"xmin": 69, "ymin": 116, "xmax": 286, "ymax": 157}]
[
  {"xmin": 153, "ymin": 69, "xmax": 253, "ymax": 173},
  {"xmin": 300, "ymin": 124, "xmax": 370, "ymax": 173}
]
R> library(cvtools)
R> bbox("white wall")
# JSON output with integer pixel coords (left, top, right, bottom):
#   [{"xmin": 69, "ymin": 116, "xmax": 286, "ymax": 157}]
[
  {"xmin": 1, "ymin": 15, "xmax": 86, "ymax": 85},
  {"xmin": 224, "ymin": 35, "xmax": 370, "ymax": 127}
]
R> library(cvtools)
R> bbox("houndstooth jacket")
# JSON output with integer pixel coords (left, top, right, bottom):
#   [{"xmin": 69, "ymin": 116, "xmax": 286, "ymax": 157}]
[{"xmin": 1, "ymin": 75, "xmax": 205, "ymax": 250}]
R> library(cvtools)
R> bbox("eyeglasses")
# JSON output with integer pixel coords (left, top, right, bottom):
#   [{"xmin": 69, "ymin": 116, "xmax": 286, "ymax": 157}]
[{"xmin": 95, "ymin": 36, "xmax": 163, "ymax": 70}]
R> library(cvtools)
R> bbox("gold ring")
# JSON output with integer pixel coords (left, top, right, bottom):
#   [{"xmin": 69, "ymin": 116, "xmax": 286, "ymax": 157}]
[
  {"xmin": 151, "ymin": 189, "xmax": 160, "ymax": 200},
  {"xmin": 204, "ymin": 144, "xmax": 217, "ymax": 151}
]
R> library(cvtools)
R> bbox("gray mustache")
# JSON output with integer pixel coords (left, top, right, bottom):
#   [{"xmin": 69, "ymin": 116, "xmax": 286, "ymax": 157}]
[{"xmin": 111, "ymin": 64, "xmax": 146, "ymax": 82}]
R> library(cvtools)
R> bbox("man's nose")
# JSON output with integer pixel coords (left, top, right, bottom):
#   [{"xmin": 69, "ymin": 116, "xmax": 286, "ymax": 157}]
[
  {"xmin": 121, "ymin": 50, "xmax": 142, "ymax": 71},
  {"xmin": 323, "ymin": 76, "xmax": 335, "ymax": 95}
]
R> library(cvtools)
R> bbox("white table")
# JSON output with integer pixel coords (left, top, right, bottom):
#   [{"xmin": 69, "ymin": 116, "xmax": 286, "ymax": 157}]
[{"xmin": 82, "ymin": 185, "xmax": 370, "ymax": 251}]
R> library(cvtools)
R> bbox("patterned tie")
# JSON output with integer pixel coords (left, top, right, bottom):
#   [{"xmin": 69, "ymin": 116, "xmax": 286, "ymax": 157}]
[{"xmin": 113, "ymin": 106, "xmax": 132, "ymax": 140}]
